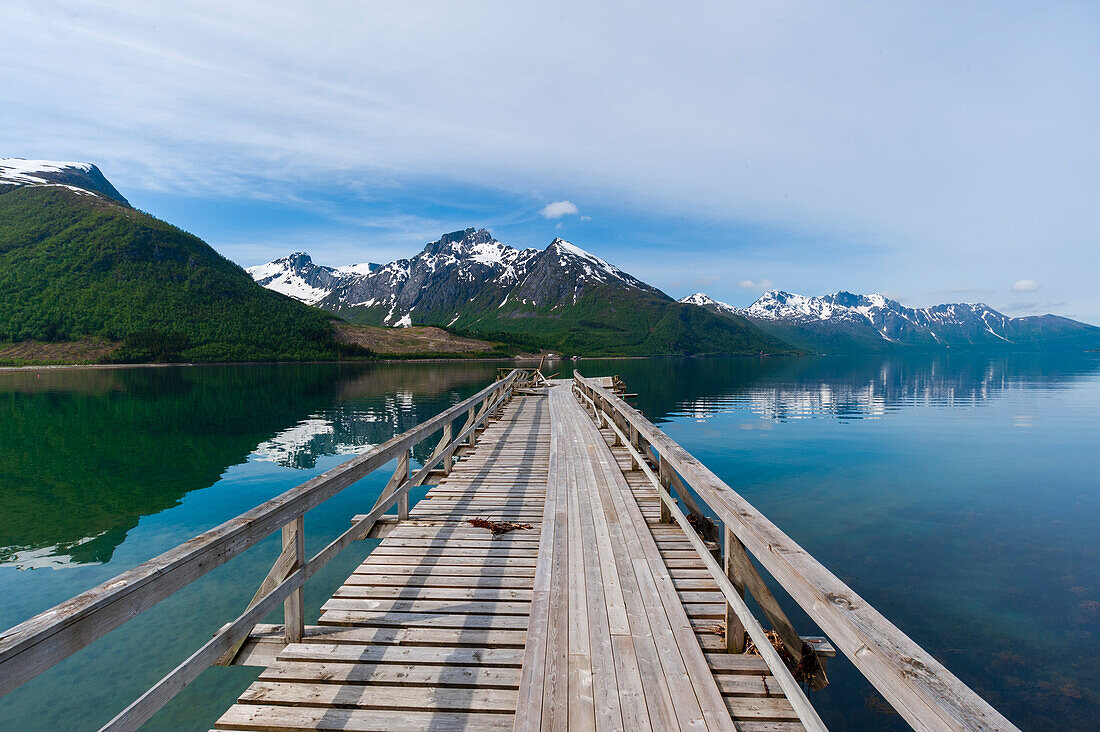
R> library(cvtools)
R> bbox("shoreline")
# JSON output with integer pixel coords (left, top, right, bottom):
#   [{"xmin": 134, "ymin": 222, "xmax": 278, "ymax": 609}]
[{"xmin": 0, "ymin": 352, "xmax": 783, "ymax": 373}]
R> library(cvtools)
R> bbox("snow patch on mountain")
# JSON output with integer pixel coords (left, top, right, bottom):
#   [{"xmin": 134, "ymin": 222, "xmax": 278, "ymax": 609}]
[
  {"xmin": 247, "ymin": 252, "xmax": 379, "ymax": 305},
  {"xmin": 678, "ymin": 292, "xmax": 738, "ymax": 315},
  {"xmin": 0, "ymin": 158, "xmax": 130, "ymax": 205},
  {"xmin": 0, "ymin": 158, "xmax": 93, "ymax": 186}
]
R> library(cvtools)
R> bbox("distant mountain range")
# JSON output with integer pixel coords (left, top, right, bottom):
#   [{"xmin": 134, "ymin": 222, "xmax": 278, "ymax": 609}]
[
  {"xmin": 3, "ymin": 157, "xmax": 1095, "ymax": 362},
  {"xmin": 679, "ymin": 291, "xmax": 1100, "ymax": 352},
  {"xmin": 249, "ymin": 228, "xmax": 788, "ymax": 356}
]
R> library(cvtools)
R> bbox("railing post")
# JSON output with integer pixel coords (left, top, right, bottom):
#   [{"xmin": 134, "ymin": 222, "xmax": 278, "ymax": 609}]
[
  {"xmin": 396, "ymin": 449, "xmax": 410, "ymax": 520},
  {"xmin": 282, "ymin": 516, "xmax": 305, "ymax": 644},
  {"xmin": 466, "ymin": 406, "xmax": 477, "ymax": 446},
  {"xmin": 629, "ymin": 427, "xmax": 641, "ymax": 469},
  {"xmin": 439, "ymin": 422, "xmax": 454, "ymax": 475},
  {"xmin": 723, "ymin": 526, "xmax": 748, "ymax": 653},
  {"xmin": 724, "ymin": 528, "xmax": 804, "ymax": 664},
  {"xmin": 658, "ymin": 458, "xmax": 673, "ymax": 523}
]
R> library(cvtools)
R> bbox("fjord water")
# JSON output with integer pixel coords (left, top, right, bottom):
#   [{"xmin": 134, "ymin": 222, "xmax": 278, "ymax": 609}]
[{"xmin": 0, "ymin": 356, "xmax": 1096, "ymax": 730}]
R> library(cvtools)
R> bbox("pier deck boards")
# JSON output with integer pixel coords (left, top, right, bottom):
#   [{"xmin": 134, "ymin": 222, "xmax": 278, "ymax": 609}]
[{"xmin": 216, "ymin": 384, "xmax": 803, "ymax": 731}]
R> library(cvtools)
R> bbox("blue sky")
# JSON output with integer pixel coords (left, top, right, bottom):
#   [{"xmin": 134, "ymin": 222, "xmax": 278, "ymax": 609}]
[{"xmin": 3, "ymin": 1, "xmax": 1097, "ymax": 321}]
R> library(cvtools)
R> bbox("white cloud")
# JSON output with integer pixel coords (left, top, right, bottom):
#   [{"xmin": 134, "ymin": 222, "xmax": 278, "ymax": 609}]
[
  {"xmin": 540, "ymin": 200, "xmax": 579, "ymax": 219},
  {"xmin": 737, "ymin": 279, "xmax": 774, "ymax": 290},
  {"xmin": 579, "ymin": 215, "xmax": 591, "ymax": 222},
  {"xmin": 1011, "ymin": 279, "xmax": 1040, "ymax": 293}
]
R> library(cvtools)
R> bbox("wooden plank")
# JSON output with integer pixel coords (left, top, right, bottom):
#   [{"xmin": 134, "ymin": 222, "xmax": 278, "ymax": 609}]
[
  {"xmin": 320, "ymin": 598, "xmax": 531, "ymax": 615},
  {"xmin": 507, "ymin": 395, "xmax": 558, "ymax": 732},
  {"xmin": 258, "ymin": 661, "xmax": 523, "ymax": 687},
  {"xmin": 270, "ymin": 642, "xmax": 525, "ymax": 667},
  {"xmin": 570, "ymin": 389, "xmax": 733, "ymax": 732},
  {"xmin": 237, "ymin": 681, "xmax": 517, "ymax": 712},
  {"xmin": 332, "ymin": 586, "xmax": 533, "ymax": 602},
  {"xmin": 542, "ymin": 392, "xmax": 570, "ymax": 730},
  {"xmin": 564, "ymin": 400, "xmax": 597, "ymax": 730},
  {"xmin": 216, "ymin": 705, "xmax": 513, "ymax": 731}
]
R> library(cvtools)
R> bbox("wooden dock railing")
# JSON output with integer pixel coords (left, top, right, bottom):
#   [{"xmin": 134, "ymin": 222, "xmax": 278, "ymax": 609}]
[
  {"xmin": 572, "ymin": 370, "xmax": 1019, "ymax": 732},
  {"xmin": 0, "ymin": 370, "xmax": 521, "ymax": 732}
]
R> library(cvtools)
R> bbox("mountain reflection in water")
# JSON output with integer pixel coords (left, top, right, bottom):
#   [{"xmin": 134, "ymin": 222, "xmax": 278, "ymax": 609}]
[{"xmin": 0, "ymin": 363, "xmax": 497, "ymax": 567}]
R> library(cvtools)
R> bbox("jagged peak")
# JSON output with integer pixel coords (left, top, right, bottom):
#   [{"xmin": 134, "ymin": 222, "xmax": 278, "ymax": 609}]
[{"xmin": 425, "ymin": 227, "xmax": 496, "ymax": 252}]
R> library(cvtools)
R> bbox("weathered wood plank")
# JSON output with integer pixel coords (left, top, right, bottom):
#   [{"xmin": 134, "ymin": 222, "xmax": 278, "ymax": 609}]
[{"xmin": 216, "ymin": 705, "xmax": 513, "ymax": 731}]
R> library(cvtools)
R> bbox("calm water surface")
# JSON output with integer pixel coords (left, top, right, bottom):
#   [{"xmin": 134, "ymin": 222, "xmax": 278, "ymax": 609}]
[{"xmin": 0, "ymin": 355, "xmax": 1096, "ymax": 730}]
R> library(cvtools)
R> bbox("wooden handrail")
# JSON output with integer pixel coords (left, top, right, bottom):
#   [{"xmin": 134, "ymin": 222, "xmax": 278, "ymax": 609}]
[
  {"xmin": 0, "ymin": 371, "xmax": 519, "ymax": 704},
  {"xmin": 583, "ymin": 388, "xmax": 827, "ymax": 731},
  {"xmin": 573, "ymin": 371, "xmax": 1019, "ymax": 732}
]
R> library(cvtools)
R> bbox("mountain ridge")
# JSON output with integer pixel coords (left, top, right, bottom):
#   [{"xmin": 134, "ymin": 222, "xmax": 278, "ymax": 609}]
[
  {"xmin": 680, "ymin": 290, "xmax": 1100, "ymax": 352},
  {"xmin": 250, "ymin": 228, "xmax": 791, "ymax": 356}
]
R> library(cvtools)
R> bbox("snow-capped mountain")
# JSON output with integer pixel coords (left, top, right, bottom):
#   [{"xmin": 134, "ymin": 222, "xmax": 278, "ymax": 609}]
[
  {"xmin": 742, "ymin": 290, "xmax": 1015, "ymax": 343},
  {"xmin": 683, "ymin": 289, "xmax": 1099, "ymax": 352},
  {"xmin": 247, "ymin": 253, "xmax": 380, "ymax": 305},
  {"xmin": 678, "ymin": 293, "xmax": 739, "ymax": 316},
  {"xmin": 0, "ymin": 158, "xmax": 130, "ymax": 206},
  {"xmin": 248, "ymin": 228, "xmax": 786, "ymax": 355},
  {"xmin": 252, "ymin": 228, "xmax": 663, "ymax": 327}
]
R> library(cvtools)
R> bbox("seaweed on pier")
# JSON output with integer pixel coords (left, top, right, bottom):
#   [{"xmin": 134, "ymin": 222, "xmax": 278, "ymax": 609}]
[
  {"xmin": 467, "ymin": 518, "xmax": 532, "ymax": 536},
  {"xmin": 746, "ymin": 630, "xmax": 830, "ymax": 691}
]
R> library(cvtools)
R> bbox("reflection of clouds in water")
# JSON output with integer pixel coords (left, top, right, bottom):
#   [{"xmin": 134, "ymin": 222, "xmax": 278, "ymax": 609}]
[
  {"xmin": 1, "ymin": 532, "xmax": 108, "ymax": 570},
  {"xmin": 681, "ymin": 382, "xmax": 888, "ymax": 423},
  {"xmin": 668, "ymin": 359, "xmax": 1061, "ymax": 423},
  {"xmin": 250, "ymin": 416, "xmax": 376, "ymax": 469},
  {"xmin": 1012, "ymin": 413, "xmax": 1034, "ymax": 428},
  {"xmin": 749, "ymin": 382, "xmax": 888, "ymax": 421},
  {"xmin": 248, "ymin": 390, "xmax": 419, "ymax": 469},
  {"xmin": 251, "ymin": 418, "xmax": 336, "ymax": 464}
]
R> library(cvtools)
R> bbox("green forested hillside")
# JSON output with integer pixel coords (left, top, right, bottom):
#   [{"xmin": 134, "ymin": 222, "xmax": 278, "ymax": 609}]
[
  {"xmin": 448, "ymin": 285, "xmax": 795, "ymax": 356},
  {"xmin": 0, "ymin": 186, "xmax": 342, "ymax": 362}
]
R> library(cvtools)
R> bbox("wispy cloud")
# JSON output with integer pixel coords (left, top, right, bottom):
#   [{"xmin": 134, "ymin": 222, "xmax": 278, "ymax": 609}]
[
  {"xmin": 540, "ymin": 200, "xmax": 579, "ymax": 219},
  {"xmin": 1011, "ymin": 279, "xmax": 1040, "ymax": 293},
  {"xmin": 738, "ymin": 279, "xmax": 774, "ymax": 290}
]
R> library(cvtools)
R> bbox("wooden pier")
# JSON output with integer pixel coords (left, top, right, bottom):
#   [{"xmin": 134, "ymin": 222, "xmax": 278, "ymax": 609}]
[{"xmin": 0, "ymin": 370, "xmax": 1019, "ymax": 731}]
